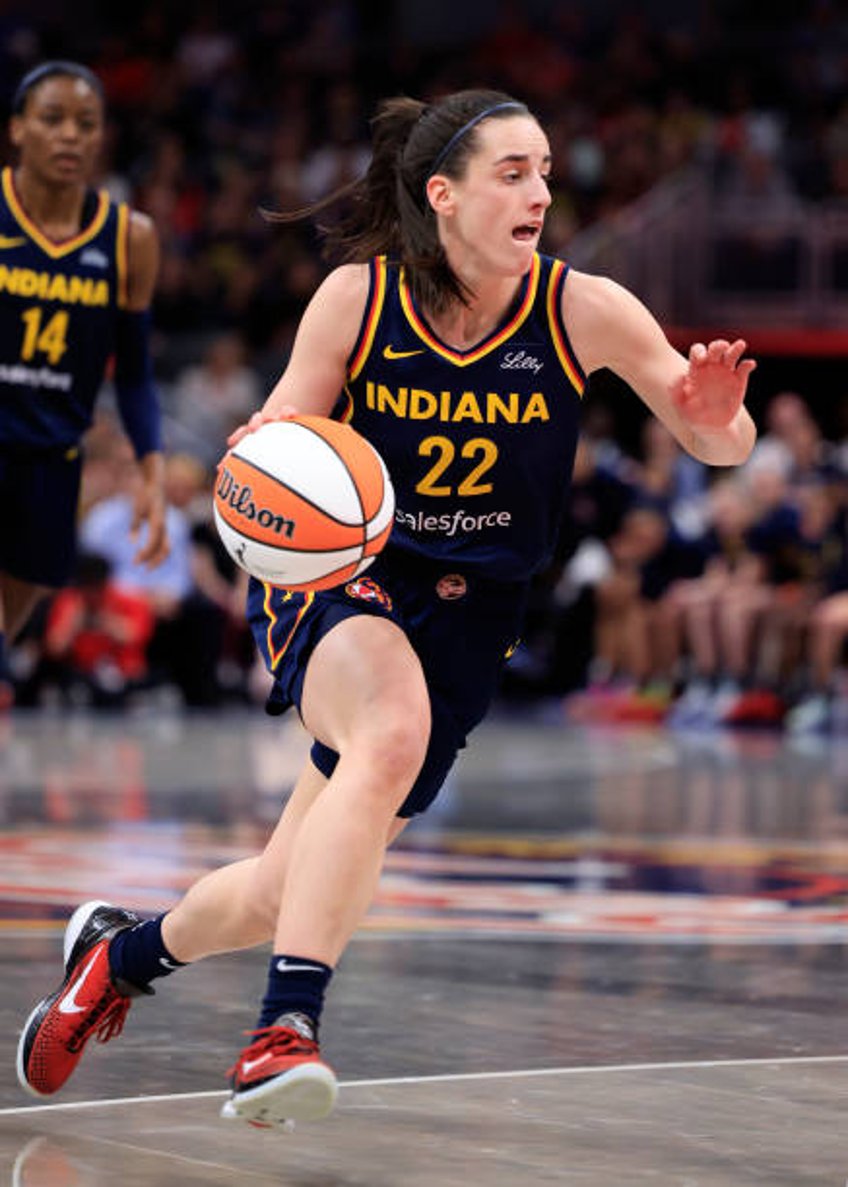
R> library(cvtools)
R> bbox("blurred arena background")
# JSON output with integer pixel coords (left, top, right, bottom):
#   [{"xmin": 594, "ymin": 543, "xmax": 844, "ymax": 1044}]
[
  {"xmin": 3, "ymin": 4, "xmax": 848, "ymax": 1184},
  {"xmin": 1, "ymin": 0, "xmax": 848, "ymax": 727}
]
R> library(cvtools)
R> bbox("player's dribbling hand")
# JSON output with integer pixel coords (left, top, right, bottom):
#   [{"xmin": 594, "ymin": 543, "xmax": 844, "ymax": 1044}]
[
  {"xmin": 226, "ymin": 405, "xmax": 301, "ymax": 448},
  {"xmin": 672, "ymin": 339, "xmax": 756, "ymax": 431}
]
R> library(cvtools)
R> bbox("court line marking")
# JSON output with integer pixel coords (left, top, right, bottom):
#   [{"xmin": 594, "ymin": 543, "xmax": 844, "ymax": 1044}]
[{"xmin": 3, "ymin": 1053, "xmax": 848, "ymax": 1117}]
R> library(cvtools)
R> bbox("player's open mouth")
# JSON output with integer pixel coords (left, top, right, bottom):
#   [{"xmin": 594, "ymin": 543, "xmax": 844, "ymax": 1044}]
[{"xmin": 512, "ymin": 224, "xmax": 541, "ymax": 241}]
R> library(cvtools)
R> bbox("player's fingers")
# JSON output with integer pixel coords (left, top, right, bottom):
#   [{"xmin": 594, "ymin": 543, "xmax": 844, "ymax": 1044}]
[
  {"xmin": 135, "ymin": 529, "xmax": 169, "ymax": 567},
  {"xmin": 725, "ymin": 339, "xmax": 748, "ymax": 367},
  {"xmin": 689, "ymin": 342, "xmax": 707, "ymax": 366},
  {"xmin": 737, "ymin": 358, "xmax": 757, "ymax": 379},
  {"xmin": 129, "ymin": 501, "xmax": 143, "ymax": 535},
  {"xmin": 227, "ymin": 407, "xmax": 299, "ymax": 447},
  {"xmin": 706, "ymin": 339, "xmax": 730, "ymax": 364}
]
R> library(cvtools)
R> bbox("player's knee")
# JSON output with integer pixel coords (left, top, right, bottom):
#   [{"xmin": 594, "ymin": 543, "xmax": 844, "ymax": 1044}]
[{"xmin": 355, "ymin": 712, "xmax": 430, "ymax": 800}]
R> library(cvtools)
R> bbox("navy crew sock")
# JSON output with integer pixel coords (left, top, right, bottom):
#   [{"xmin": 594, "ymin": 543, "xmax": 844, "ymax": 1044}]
[
  {"xmin": 108, "ymin": 914, "xmax": 187, "ymax": 989},
  {"xmin": 256, "ymin": 954, "xmax": 333, "ymax": 1032}
]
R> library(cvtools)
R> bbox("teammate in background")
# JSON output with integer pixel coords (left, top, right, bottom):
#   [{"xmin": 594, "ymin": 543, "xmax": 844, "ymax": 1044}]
[
  {"xmin": 17, "ymin": 89, "xmax": 756, "ymax": 1128},
  {"xmin": 0, "ymin": 61, "xmax": 168, "ymax": 700}
]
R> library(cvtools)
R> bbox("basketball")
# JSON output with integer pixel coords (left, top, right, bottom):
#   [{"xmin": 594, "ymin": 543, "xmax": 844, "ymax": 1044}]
[{"xmin": 213, "ymin": 416, "xmax": 395, "ymax": 590}]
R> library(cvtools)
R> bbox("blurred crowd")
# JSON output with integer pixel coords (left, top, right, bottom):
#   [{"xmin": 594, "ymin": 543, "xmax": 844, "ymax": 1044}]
[
  {"xmin": 3, "ymin": 0, "xmax": 848, "ymax": 728},
  {"xmin": 507, "ymin": 389, "xmax": 848, "ymax": 737}
]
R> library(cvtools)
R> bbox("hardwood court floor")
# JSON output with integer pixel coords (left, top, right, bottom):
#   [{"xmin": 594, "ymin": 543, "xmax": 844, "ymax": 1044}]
[{"xmin": 0, "ymin": 707, "xmax": 847, "ymax": 1184}]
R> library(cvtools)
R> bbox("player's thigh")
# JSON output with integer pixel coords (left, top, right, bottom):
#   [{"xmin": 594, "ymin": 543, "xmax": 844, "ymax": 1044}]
[{"xmin": 301, "ymin": 612, "xmax": 431, "ymax": 763}]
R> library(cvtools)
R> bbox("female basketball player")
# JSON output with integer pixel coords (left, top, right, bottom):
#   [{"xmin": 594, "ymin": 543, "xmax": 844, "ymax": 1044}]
[
  {"xmin": 18, "ymin": 89, "xmax": 756, "ymax": 1128},
  {"xmin": 0, "ymin": 61, "xmax": 167, "ymax": 698}
]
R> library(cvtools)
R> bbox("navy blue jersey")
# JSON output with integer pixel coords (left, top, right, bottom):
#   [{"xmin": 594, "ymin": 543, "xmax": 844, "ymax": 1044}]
[
  {"xmin": 338, "ymin": 253, "xmax": 585, "ymax": 581},
  {"xmin": 0, "ymin": 167, "xmax": 130, "ymax": 450}
]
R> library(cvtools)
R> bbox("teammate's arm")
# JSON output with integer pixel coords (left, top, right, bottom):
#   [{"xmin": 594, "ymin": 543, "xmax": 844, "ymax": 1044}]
[
  {"xmin": 228, "ymin": 264, "xmax": 369, "ymax": 444},
  {"xmin": 118, "ymin": 210, "xmax": 168, "ymax": 567},
  {"xmin": 564, "ymin": 270, "xmax": 757, "ymax": 466}
]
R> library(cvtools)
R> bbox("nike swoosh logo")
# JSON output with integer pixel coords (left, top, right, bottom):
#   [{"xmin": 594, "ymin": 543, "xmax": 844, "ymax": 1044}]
[
  {"xmin": 0, "ymin": 235, "xmax": 26, "ymax": 249},
  {"xmin": 383, "ymin": 345, "xmax": 425, "ymax": 360},
  {"xmin": 58, "ymin": 951, "xmax": 101, "ymax": 1015},
  {"xmin": 242, "ymin": 1053, "xmax": 274, "ymax": 1075},
  {"xmin": 276, "ymin": 959, "xmax": 321, "ymax": 974}
]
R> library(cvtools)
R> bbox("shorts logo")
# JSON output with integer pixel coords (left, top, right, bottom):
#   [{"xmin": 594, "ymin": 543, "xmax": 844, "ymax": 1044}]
[
  {"xmin": 436, "ymin": 573, "xmax": 467, "ymax": 600},
  {"xmin": 345, "ymin": 577, "xmax": 392, "ymax": 610}
]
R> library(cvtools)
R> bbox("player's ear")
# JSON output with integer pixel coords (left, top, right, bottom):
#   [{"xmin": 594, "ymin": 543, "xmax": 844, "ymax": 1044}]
[
  {"xmin": 8, "ymin": 117, "xmax": 24, "ymax": 149},
  {"xmin": 425, "ymin": 174, "xmax": 455, "ymax": 216}
]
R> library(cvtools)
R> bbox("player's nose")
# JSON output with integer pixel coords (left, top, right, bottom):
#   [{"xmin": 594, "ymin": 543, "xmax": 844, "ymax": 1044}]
[{"xmin": 531, "ymin": 173, "xmax": 552, "ymax": 210}]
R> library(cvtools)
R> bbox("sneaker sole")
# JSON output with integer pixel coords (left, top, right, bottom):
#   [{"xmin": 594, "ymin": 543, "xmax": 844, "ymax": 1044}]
[
  {"xmin": 15, "ymin": 900, "xmax": 114, "ymax": 1098},
  {"xmin": 221, "ymin": 1063, "xmax": 338, "ymax": 1128}
]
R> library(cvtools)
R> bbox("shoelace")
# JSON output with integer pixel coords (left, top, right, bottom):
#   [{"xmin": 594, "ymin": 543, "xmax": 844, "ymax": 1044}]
[
  {"xmin": 227, "ymin": 1025, "xmax": 318, "ymax": 1079},
  {"xmin": 70, "ymin": 990, "xmax": 131, "ymax": 1049}
]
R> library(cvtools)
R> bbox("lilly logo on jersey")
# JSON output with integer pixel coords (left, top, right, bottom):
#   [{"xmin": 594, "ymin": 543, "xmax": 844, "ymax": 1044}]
[
  {"xmin": 500, "ymin": 349, "xmax": 543, "ymax": 375},
  {"xmin": 216, "ymin": 467, "xmax": 296, "ymax": 537}
]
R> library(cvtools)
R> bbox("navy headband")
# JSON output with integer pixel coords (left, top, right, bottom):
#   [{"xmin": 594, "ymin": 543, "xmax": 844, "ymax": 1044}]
[
  {"xmin": 12, "ymin": 61, "xmax": 104, "ymax": 115},
  {"xmin": 426, "ymin": 101, "xmax": 525, "ymax": 184}
]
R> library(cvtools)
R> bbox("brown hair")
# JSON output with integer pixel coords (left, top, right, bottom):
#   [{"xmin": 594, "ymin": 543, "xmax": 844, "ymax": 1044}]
[{"xmin": 268, "ymin": 88, "xmax": 531, "ymax": 314}]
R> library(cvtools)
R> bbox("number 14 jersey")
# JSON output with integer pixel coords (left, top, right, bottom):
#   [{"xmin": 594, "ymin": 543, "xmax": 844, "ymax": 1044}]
[{"xmin": 0, "ymin": 167, "xmax": 130, "ymax": 450}]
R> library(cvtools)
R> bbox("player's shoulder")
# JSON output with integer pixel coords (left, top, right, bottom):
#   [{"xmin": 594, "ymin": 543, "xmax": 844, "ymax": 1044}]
[
  {"xmin": 320, "ymin": 262, "xmax": 371, "ymax": 301},
  {"xmin": 126, "ymin": 208, "xmax": 158, "ymax": 246},
  {"xmin": 561, "ymin": 266, "xmax": 623, "ymax": 302},
  {"xmin": 561, "ymin": 266, "xmax": 640, "ymax": 329},
  {"xmin": 307, "ymin": 263, "xmax": 371, "ymax": 323}
]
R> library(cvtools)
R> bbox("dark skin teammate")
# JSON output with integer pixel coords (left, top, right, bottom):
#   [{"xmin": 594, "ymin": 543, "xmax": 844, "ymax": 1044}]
[{"xmin": 0, "ymin": 64, "xmax": 167, "ymax": 656}]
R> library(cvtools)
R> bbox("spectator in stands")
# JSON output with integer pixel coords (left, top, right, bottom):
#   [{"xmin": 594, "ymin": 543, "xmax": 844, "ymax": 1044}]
[
  {"xmin": 665, "ymin": 477, "xmax": 777, "ymax": 727},
  {"xmin": 38, "ymin": 552, "xmax": 154, "ymax": 709},
  {"xmin": 169, "ymin": 332, "xmax": 262, "ymax": 465},
  {"xmin": 784, "ymin": 486, "xmax": 848, "ymax": 734}
]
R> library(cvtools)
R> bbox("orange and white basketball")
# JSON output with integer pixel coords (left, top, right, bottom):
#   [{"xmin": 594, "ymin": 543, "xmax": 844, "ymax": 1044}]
[{"xmin": 213, "ymin": 416, "xmax": 395, "ymax": 590}]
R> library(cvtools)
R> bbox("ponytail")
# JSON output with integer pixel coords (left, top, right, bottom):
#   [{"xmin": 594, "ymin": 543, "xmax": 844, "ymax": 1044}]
[{"xmin": 267, "ymin": 89, "xmax": 530, "ymax": 314}]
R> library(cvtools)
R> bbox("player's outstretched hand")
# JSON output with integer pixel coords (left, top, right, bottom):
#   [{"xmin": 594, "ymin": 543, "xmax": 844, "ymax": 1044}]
[
  {"xmin": 672, "ymin": 339, "xmax": 756, "ymax": 431},
  {"xmin": 226, "ymin": 406, "xmax": 301, "ymax": 448}
]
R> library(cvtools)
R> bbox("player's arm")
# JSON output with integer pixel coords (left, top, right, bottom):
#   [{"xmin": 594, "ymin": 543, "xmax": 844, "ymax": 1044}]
[
  {"xmin": 116, "ymin": 210, "xmax": 168, "ymax": 567},
  {"xmin": 228, "ymin": 264, "xmax": 369, "ymax": 444},
  {"xmin": 564, "ymin": 270, "xmax": 757, "ymax": 466}
]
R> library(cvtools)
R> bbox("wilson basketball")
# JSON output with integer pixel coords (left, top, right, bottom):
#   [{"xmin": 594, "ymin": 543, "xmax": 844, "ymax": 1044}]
[{"xmin": 213, "ymin": 416, "xmax": 395, "ymax": 590}]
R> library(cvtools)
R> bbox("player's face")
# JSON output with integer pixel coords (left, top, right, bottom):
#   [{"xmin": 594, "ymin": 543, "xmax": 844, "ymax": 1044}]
[
  {"xmin": 440, "ymin": 115, "xmax": 552, "ymax": 276},
  {"xmin": 10, "ymin": 76, "xmax": 104, "ymax": 186}
]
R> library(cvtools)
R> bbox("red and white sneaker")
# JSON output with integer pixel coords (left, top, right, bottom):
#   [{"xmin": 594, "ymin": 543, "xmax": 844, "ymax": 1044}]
[
  {"xmin": 16, "ymin": 900, "xmax": 150, "ymax": 1097},
  {"xmin": 221, "ymin": 1013, "xmax": 338, "ymax": 1129}
]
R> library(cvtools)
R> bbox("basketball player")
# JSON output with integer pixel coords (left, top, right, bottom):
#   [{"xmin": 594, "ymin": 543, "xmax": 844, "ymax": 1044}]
[
  {"xmin": 17, "ymin": 90, "xmax": 756, "ymax": 1127},
  {"xmin": 0, "ymin": 61, "xmax": 167, "ymax": 698}
]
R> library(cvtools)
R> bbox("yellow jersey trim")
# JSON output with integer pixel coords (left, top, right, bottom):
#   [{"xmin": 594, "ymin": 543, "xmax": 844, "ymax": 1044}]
[
  {"xmin": 264, "ymin": 587, "xmax": 315, "ymax": 669},
  {"xmin": 2, "ymin": 168, "xmax": 111, "ymax": 260},
  {"xmin": 115, "ymin": 203, "xmax": 130, "ymax": 308},
  {"xmin": 398, "ymin": 253, "xmax": 541, "ymax": 367},
  {"xmin": 348, "ymin": 256, "xmax": 387, "ymax": 381},
  {"xmin": 547, "ymin": 260, "xmax": 585, "ymax": 396}
]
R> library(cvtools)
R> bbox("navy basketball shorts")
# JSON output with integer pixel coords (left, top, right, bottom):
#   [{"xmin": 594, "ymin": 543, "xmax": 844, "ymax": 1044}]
[
  {"xmin": 247, "ymin": 547, "xmax": 529, "ymax": 817},
  {"xmin": 0, "ymin": 446, "xmax": 82, "ymax": 587}
]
